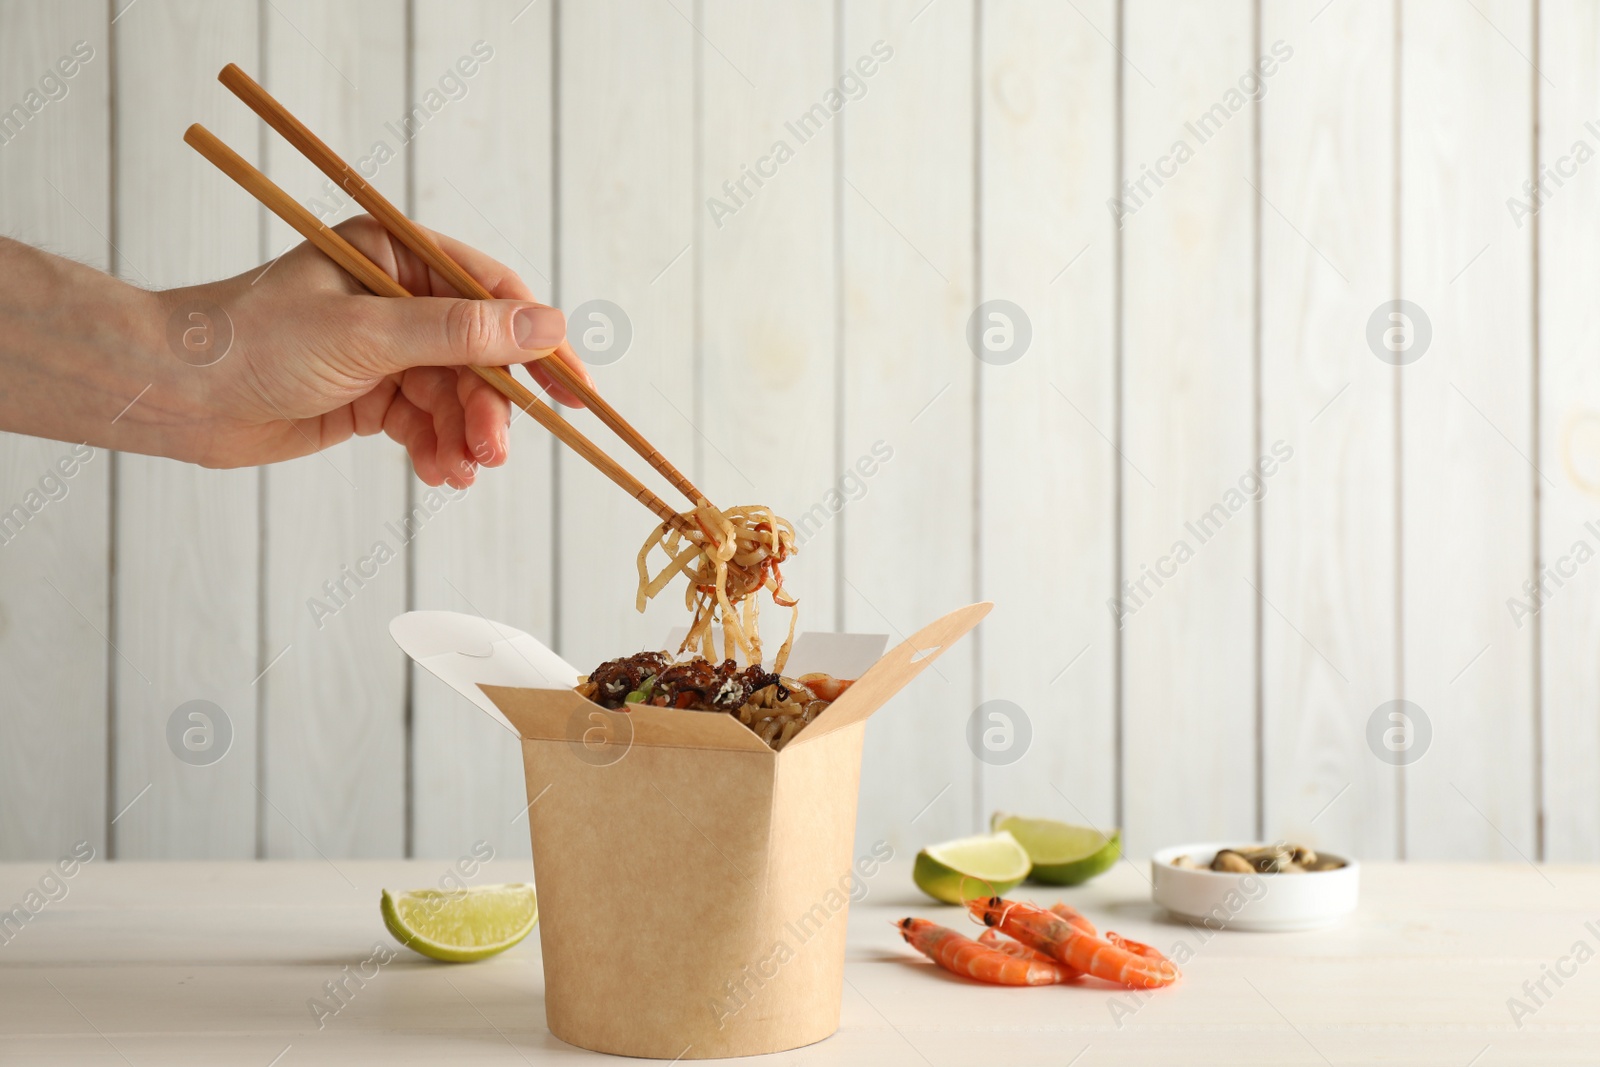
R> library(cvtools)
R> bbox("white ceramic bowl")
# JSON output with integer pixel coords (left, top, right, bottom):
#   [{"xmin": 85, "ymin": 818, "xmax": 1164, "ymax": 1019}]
[{"xmin": 1150, "ymin": 842, "xmax": 1359, "ymax": 932}]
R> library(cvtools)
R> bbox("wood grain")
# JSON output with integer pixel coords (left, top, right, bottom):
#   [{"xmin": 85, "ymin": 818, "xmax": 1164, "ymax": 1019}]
[
  {"xmin": 698, "ymin": 0, "xmax": 838, "ymax": 651},
  {"xmin": 977, "ymin": 0, "xmax": 1119, "ymax": 838},
  {"xmin": 3, "ymin": 859, "xmax": 1598, "ymax": 1064},
  {"xmin": 1, "ymin": 0, "xmax": 1596, "ymax": 865},
  {"xmin": 257, "ymin": 0, "xmax": 409, "ymax": 859},
  {"xmin": 409, "ymin": 0, "xmax": 555, "ymax": 860},
  {"xmin": 1400, "ymin": 0, "xmax": 1536, "ymax": 860},
  {"xmin": 842, "ymin": 0, "xmax": 977, "ymax": 852},
  {"xmin": 1259, "ymin": 0, "xmax": 1399, "ymax": 859},
  {"xmin": 555, "ymin": 0, "xmax": 699, "ymax": 674},
  {"xmin": 110, "ymin": 0, "xmax": 260, "ymax": 859},
  {"xmin": 0, "ymin": 0, "xmax": 111, "ymax": 861},
  {"xmin": 1120, "ymin": 0, "xmax": 1258, "ymax": 854},
  {"xmin": 1536, "ymin": 1, "xmax": 1600, "ymax": 861}
]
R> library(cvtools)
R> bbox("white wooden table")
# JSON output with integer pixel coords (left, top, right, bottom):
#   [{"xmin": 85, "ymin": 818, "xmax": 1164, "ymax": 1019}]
[{"xmin": 2, "ymin": 858, "xmax": 1597, "ymax": 1064}]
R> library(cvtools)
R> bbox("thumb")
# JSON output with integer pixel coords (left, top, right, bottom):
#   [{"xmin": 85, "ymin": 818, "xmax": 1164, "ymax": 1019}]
[{"xmin": 360, "ymin": 296, "xmax": 567, "ymax": 373}]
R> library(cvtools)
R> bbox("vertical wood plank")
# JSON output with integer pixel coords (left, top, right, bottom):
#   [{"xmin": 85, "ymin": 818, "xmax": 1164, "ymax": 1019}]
[
  {"xmin": 258, "ymin": 0, "xmax": 409, "ymax": 859},
  {"xmin": 977, "ymin": 0, "xmax": 1118, "ymax": 838},
  {"xmin": 0, "ymin": 0, "xmax": 111, "ymax": 860},
  {"xmin": 410, "ymin": 0, "xmax": 553, "ymax": 860},
  {"xmin": 1259, "ymin": 1, "xmax": 1398, "ymax": 858},
  {"xmin": 1536, "ymin": 0, "xmax": 1598, "ymax": 861},
  {"xmin": 1120, "ymin": 0, "xmax": 1257, "ymax": 854},
  {"xmin": 112, "ymin": 0, "xmax": 260, "ymax": 859},
  {"xmin": 698, "ymin": 0, "xmax": 837, "ymax": 654},
  {"xmin": 555, "ymin": 0, "xmax": 697, "ymax": 675},
  {"xmin": 1400, "ymin": 0, "xmax": 1535, "ymax": 860},
  {"xmin": 842, "ymin": 0, "xmax": 976, "ymax": 851}
]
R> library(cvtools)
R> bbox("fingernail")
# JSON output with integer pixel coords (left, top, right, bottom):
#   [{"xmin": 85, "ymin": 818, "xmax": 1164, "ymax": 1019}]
[{"xmin": 513, "ymin": 305, "xmax": 565, "ymax": 350}]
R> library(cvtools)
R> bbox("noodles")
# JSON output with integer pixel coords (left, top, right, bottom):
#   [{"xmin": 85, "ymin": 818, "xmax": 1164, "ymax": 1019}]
[
  {"xmin": 580, "ymin": 505, "xmax": 836, "ymax": 750},
  {"xmin": 635, "ymin": 504, "xmax": 799, "ymax": 672}
]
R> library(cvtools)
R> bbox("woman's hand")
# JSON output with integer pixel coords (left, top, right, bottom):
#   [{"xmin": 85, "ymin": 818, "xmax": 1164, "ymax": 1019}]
[
  {"xmin": 0, "ymin": 217, "xmax": 590, "ymax": 488},
  {"xmin": 160, "ymin": 215, "xmax": 591, "ymax": 487}
]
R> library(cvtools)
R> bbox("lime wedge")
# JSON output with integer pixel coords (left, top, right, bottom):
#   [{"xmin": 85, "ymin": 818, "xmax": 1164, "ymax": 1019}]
[
  {"xmin": 381, "ymin": 883, "xmax": 538, "ymax": 962},
  {"xmin": 913, "ymin": 831, "xmax": 1031, "ymax": 904},
  {"xmin": 991, "ymin": 813, "xmax": 1120, "ymax": 885}
]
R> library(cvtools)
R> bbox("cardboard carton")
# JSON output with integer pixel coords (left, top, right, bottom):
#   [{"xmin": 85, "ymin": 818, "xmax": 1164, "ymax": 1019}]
[{"xmin": 391, "ymin": 602, "xmax": 990, "ymax": 1059}]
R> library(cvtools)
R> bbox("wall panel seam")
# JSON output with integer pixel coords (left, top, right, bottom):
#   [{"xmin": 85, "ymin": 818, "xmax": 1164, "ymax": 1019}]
[
  {"xmin": 1529, "ymin": 0, "xmax": 1544, "ymax": 863},
  {"xmin": 1392, "ymin": 0, "xmax": 1406, "ymax": 861},
  {"xmin": 550, "ymin": 0, "xmax": 564, "ymax": 659},
  {"xmin": 254, "ymin": 0, "xmax": 269, "ymax": 861},
  {"xmin": 1250, "ymin": 0, "xmax": 1264, "ymax": 843},
  {"xmin": 835, "ymin": 0, "xmax": 846, "ymax": 638},
  {"xmin": 1111, "ymin": 0, "xmax": 1126, "ymax": 834},
  {"xmin": 401, "ymin": 0, "xmax": 417, "ymax": 860},
  {"xmin": 970, "ymin": 0, "xmax": 985, "ymax": 835},
  {"xmin": 106, "ymin": 0, "xmax": 121, "ymax": 861}
]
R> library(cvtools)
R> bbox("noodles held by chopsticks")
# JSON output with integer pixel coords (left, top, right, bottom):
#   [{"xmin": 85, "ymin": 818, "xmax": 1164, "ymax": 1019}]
[{"xmin": 635, "ymin": 504, "xmax": 799, "ymax": 672}]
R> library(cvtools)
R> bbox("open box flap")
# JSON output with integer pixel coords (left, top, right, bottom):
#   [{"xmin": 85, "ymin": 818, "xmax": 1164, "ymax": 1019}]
[
  {"xmin": 389, "ymin": 611, "xmax": 580, "ymax": 733},
  {"xmin": 785, "ymin": 601, "xmax": 994, "ymax": 749}
]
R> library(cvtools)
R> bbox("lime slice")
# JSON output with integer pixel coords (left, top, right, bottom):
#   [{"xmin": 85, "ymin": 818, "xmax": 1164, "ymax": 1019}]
[
  {"xmin": 991, "ymin": 813, "xmax": 1120, "ymax": 885},
  {"xmin": 912, "ymin": 831, "xmax": 1031, "ymax": 904},
  {"xmin": 381, "ymin": 883, "xmax": 538, "ymax": 963}
]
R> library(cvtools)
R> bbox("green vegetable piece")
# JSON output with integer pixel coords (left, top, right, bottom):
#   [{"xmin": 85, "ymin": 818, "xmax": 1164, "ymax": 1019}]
[{"xmin": 624, "ymin": 674, "xmax": 657, "ymax": 704}]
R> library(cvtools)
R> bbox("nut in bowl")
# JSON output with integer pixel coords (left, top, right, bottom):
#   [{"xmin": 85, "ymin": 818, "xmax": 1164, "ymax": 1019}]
[{"xmin": 1151, "ymin": 842, "xmax": 1359, "ymax": 932}]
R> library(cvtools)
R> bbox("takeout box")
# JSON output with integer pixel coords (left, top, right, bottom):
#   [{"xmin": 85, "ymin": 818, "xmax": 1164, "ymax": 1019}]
[{"xmin": 391, "ymin": 602, "xmax": 989, "ymax": 1059}]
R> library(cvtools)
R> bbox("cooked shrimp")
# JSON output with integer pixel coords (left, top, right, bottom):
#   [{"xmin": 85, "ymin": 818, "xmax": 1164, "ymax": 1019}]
[
  {"xmin": 1105, "ymin": 930, "xmax": 1166, "ymax": 962},
  {"xmin": 1049, "ymin": 901, "xmax": 1097, "ymax": 937},
  {"xmin": 972, "ymin": 902, "xmax": 1100, "ymax": 966},
  {"xmin": 797, "ymin": 674, "xmax": 852, "ymax": 702},
  {"xmin": 977, "ymin": 928, "xmax": 1083, "ymax": 975},
  {"xmin": 966, "ymin": 897, "xmax": 1179, "ymax": 989},
  {"xmin": 896, "ymin": 918, "xmax": 1074, "ymax": 986}
]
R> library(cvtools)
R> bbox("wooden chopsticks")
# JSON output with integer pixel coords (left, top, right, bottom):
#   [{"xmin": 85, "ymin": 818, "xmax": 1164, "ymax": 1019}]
[
  {"xmin": 182, "ymin": 62, "xmax": 720, "ymax": 538},
  {"xmin": 215, "ymin": 63, "xmax": 709, "ymax": 511},
  {"xmin": 183, "ymin": 121, "xmax": 694, "ymax": 535}
]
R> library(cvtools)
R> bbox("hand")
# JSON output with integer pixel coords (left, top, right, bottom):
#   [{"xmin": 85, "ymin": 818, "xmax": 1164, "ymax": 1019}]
[{"xmin": 155, "ymin": 216, "xmax": 591, "ymax": 487}]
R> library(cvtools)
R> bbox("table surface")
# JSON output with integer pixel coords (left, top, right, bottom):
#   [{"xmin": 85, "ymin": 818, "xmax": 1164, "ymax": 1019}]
[{"xmin": 2, "ymin": 857, "xmax": 1597, "ymax": 1065}]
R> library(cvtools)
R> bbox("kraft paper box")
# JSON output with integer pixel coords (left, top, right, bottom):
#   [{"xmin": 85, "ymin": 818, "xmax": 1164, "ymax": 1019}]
[{"xmin": 391, "ymin": 602, "xmax": 990, "ymax": 1059}]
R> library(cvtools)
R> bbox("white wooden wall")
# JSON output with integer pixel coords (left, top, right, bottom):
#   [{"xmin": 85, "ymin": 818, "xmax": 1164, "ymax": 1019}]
[{"xmin": 0, "ymin": 0, "xmax": 1583, "ymax": 866}]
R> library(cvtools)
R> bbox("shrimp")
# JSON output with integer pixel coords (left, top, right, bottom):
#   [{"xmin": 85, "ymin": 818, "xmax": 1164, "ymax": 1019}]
[
  {"xmin": 895, "ymin": 918, "xmax": 1075, "ymax": 986},
  {"xmin": 797, "ymin": 674, "xmax": 852, "ymax": 702},
  {"xmin": 1105, "ymin": 930, "xmax": 1167, "ymax": 963},
  {"xmin": 972, "ymin": 908, "xmax": 1100, "ymax": 972},
  {"xmin": 1049, "ymin": 902, "xmax": 1097, "ymax": 937},
  {"xmin": 977, "ymin": 928, "xmax": 1084, "ymax": 975},
  {"xmin": 965, "ymin": 897, "xmax": 1180, "ymax": 989},
  {"xmin": 971, "ymin": 903, "xmax": 1094, "ymax": 972}
]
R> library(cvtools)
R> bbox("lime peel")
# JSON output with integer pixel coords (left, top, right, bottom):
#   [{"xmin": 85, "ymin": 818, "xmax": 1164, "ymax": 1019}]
[
  {"xmin": 381, "ymin": 883, "xmax": 538, "ymax": 963},
  {"xmin": 912, "ymin": 830, "xmax": 1031, "ymax": 905},
  {"xmin": 992, "ymin": 813, "xmax": 1121, "ymax": 886}
]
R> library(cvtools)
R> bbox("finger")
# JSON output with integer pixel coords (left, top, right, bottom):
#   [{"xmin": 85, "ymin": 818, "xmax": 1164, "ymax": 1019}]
[
  {"xmin": 428, "ymin": 389, "xmax": 475, "ymax": 489},
  {"xmin": 352, "ymin": 295, "xmax": 566, "ymax": 375},
  {"xmin": 426, "ymin": 230, "xmax": 541, "ymax": 302},
  {"xmin": 457, "ymin": 368, "xmax": 510, "ymax": 467},
  {"xmin": 524, "ymin": 338, "xmax": 594, "ymax": 409},
  {"xmin": 350, "ymin": 375, "xmax": 402, "ymax": 437},
  {"xmin": 316, "ymin": 402, "xmax": 356, "ymax": 449},
  {"xmin": 382, "ymin": 394, "xmax": 444, "ymax": 486},
  {"xmin": 328, "ymin": 215, "xmax": 413, "ymax": 292},
  {"xmin": 400, "ymin": 367, "xmax": 474, "ymax": 488}
]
